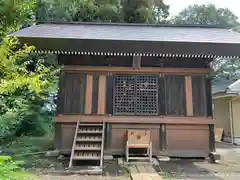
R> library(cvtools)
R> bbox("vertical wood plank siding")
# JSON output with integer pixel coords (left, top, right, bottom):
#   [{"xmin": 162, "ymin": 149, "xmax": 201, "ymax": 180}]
[
  {"xmin": 57, "ymin": 70, "xmax": 65, "ymax": 114},
  {"xmin": 106, "ymin": 75, "xmax": 114, "ymax": 115},
  {"xmin": 57, "ymin": 72, "xmax": 86, "ymax": 115},
  {"xmin": 165, "ymin": 75, "xmax": 186, "ymax": 116},
  {"xmin": 98, "ymin": 75, "xmax": 107, "ymax": 114},
  {"xmin": 158, "ymin": 75, "xmax": 165, "ymax": 115},
  {"xmin": 192, "ymin": 76, "xmax": 207, "ymax": 117},
  {"xmin": 57, "ymin": 71, "xmax": 209, "ymax": 117},
  {"xmin": 91, "ymin": 74, "xmax": 100, "ymax": 114},
  {"xmin": 185, "ymin": 76, "xmax": 194, "ymax": 116},
  {"xmin": 206, "ymin": 76, "xmax": 213, "ymax": 117},
  {"xmin": 84, "ymin": 74, "xmax": 93, "ymax": 114}
]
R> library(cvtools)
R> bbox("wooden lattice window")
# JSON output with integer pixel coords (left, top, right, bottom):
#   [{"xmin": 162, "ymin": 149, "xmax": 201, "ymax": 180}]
[{"xmin": 113, "ymin": 75, "xmax": 158, "ymax": 115}]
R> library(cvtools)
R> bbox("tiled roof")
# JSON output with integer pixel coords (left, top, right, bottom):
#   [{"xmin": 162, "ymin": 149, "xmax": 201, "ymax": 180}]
[
  {"xmin": 15, "ymin": 23, "xmax": 240, "ymax": 44},
  {"xmin": 13, "ymin": 22, "xmax": 240, "ymax": 57},
  {"xmin": 212, "ymin": 79, "xmax": 235, "ymax": 94}
]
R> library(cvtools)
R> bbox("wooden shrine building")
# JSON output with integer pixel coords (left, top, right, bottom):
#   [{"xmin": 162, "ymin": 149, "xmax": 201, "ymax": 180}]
[{"xmin": 15, "ymin": 22, "xmax": 240, "ymax": 167}]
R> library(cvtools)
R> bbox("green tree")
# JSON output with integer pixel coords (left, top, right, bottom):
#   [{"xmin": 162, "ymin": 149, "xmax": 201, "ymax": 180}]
[
  {"xmin": 171, "ymin": 4, "xmax": 240, "ymax": 82},
  {"xmin": 0, "ymin": 37, "xmax": 58, "ymax": 140},
  {"xmin": 122, "ymin": 0, "xmax": 169, "ymax": 23},
  {"xmin": 0, "ymin": 0, "xmax": 59, "ymax": 140},
  {"xmin": 35, "ymin": 0, "xmax": 50, "ymax": 21},
  {"xmin": 72, "ymin": 0, "xmax": 122, "ymax": 22},
  {"xmin": 172, "ymin": 4, "xmax": 239, "ymax": 26},
  {"xmin": 36, "ymin": 0, "xmax": 170, "ymax": 23},
  {"xmin": 36, "ymin": 0, "xmax": 122, "ymax": 22},
  {"xmin": 152, "ymin": 0, "xmax": 170, "ymax": 23},
  {"xmin": 122, "ymin": 0, "xmax": 153, "ymax": 23},
  {"xmin": 212, "ymin": 58, "xmax": 240, "ymax": 83},
  {"xmin": 0, "ymin": 0, "xmax": 36, "ymax": 38}
]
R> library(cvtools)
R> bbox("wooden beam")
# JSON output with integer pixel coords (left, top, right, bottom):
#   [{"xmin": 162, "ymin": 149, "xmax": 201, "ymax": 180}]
[
  {"xmin": 132, "ymin": 56, "xmax": 141, "ymax": 69},
  {"xmin": 98, "ymin": 75, "xmax": 107, "ymax": 114},
  {"xmin": 185, "ymin": 76, "xmax": 194, "ymax": 116},
  {"xmin": 64, "ymin": 66, "xmax": 211, "ymax": 75},
  {"xmin": 84, "ymin": 74, "xmax": 93, "ymax": 114},
  {"xmin": 56, "ymin": 115, "xmax": 215, "ymax": 124}
]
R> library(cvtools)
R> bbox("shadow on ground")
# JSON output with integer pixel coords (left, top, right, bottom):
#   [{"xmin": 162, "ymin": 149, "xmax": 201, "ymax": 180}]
[
  {"xmin": 33, "ymin": 142, "xmax": 240, "ymax": 180},
  {"xmin": 157, "ymin": 159, "xmax": 224, "ymax": 180}
]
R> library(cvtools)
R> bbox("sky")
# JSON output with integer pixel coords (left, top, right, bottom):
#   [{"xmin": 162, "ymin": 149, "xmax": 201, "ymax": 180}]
[{"xmin": 164, "ymin": 0, "xmax": 240, "ymax": 18}]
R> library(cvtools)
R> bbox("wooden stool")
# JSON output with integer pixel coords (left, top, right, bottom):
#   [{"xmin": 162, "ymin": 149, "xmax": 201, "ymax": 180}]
[{"xmin": 125, "ymin": 130, "xmax": 152, "ymax": 162}]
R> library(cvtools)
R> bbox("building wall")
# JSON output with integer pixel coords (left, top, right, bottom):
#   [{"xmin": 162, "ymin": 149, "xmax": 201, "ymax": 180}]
[
  {"xmin": 232, "ymin": 98, "xmax": 240, "ymax": 138},
  {"xmin": 213, "ymin": 97, "xmax": 232, "ymax": 137},
  {"xmin": 228, "ymin": 80, "xmax": 240, "ymax": 92},
  {"xmin": 55, "ymin": 56, "xmax": 214, "ymax": 157}
]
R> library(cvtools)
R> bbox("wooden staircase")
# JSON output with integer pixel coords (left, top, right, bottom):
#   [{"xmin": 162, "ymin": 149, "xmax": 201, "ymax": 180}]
[{"xmin": 69, "ymin": 121, "xmax": 105, "ymax": 169}]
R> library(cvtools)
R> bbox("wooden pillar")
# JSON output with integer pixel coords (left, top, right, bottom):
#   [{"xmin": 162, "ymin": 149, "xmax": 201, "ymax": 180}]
[
  {"xmin": 206, "ymin": 76, "xmax": 213, "ymax": 117},
  {"xmin": 85, "ymin": 74, "xmax": 93, "ymax": 114},
  {"xmin": 54, "ymin": 123, "xmax": 62, "ymax": 150},
  {"xmin": 104, "ymin": 123, "xmax": 112, "ymax": 149},
  {"xmin": 98, "ymin": 75, "xmax": 107, "ymax": 114},
  {"xmin": 209, "ymin": 124, "xmax": 215, "ymax": 152},
  {"xmin": 106, "ymin": 75, "xmax": 114, "ymax": 115},
  {"xmin": 185, "ymin": 76, "xmax": 193, "ymax": 116},
  {"xmin": 160, "ymin": 124, "xmax": 167, "ymax": 151},
  {"xmin": 56, "ymin": 70, "xmax": 65, "ymax": 115},
  {"xmin": 91, "ymin": 74, "xmax": 100, "ymax": 114}
]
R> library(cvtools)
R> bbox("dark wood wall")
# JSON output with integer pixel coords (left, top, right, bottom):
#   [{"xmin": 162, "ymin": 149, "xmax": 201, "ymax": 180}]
[
  {"xmin": 165, "ymin": 75, "xmax": 186, "ymax": 116},
  {"xmin": 57, "ymin": 71, "xmax": 86, "ymax": 115},
  {"xmin": 56, "ymin": 54, "xmax": 212, "ymax": 117},
  {"xmin": 57, "ymin": 71, "xmax": 209, "ymax": 117},
  {"xmin": 192, "ymin": 76, "xmax": 207, "ymax": 116}
]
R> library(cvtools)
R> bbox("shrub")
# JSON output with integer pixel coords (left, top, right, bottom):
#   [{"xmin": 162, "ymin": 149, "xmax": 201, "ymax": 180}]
[
  {"xmin": 0, "ymin": 156, "xmax": 37, "ymax": 180},
  {"xmin": 0, "ymin": 37, "xmax": 58, "ymax": 142}
]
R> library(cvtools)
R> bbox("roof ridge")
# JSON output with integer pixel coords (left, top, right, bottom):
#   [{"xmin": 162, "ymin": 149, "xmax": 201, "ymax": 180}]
[{"xmin": 36, "ymin": 21, "xmax": 229, "ymax": 29}]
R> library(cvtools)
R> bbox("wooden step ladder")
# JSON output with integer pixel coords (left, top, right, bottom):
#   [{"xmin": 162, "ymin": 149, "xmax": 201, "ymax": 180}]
[{"xmin": 69, "ymin": 121, "xmax": 105, "ymax": 169}]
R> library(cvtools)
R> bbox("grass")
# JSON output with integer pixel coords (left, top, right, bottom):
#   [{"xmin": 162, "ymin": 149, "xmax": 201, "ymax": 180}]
[{"xmin": 0, "ymin": 133, "xmax": 55, "ymax": 168}]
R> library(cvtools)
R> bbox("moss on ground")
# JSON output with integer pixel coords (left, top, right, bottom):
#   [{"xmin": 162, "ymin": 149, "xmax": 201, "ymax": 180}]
[{"xmin": 0, "ymin": 133, "xmax": 56, "ymax": 168}]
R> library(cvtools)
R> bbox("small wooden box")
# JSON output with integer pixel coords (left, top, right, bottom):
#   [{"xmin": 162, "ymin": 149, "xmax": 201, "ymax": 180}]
[{"xmin": 127, "ymin": 130, "xmax": 151, "ymax": 147}]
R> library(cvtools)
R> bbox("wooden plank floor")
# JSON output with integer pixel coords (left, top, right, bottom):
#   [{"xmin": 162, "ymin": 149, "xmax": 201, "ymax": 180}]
[{"xmin": 127, "ymin": 164, "xmax": 162, "ymax": 180}]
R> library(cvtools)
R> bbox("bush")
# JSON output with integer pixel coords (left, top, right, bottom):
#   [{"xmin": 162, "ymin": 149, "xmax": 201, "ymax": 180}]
[
  {"xmin": 0, "ymin": 156, "xmax": 37, "ymax": 180},
  {"xmin": 0, "ymin": 37, "xmax": 58, "ymax": 143},
  {"xmin": 0, "ymin": 93, "xmax": 54, "ymax": 142}
]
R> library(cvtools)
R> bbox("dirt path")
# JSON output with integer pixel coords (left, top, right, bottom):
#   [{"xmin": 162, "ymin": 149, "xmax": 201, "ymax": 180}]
[
  {"xmin": 158, "ymin": 143, "xmax": 240, "ymax": 180},
  {"xmin": 40, "ymin": 175, "xmax": 130, "ymax": 180},
  {"xmin": 36, "ymin": 143, "xmax": 240, "ymax": 180}
]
